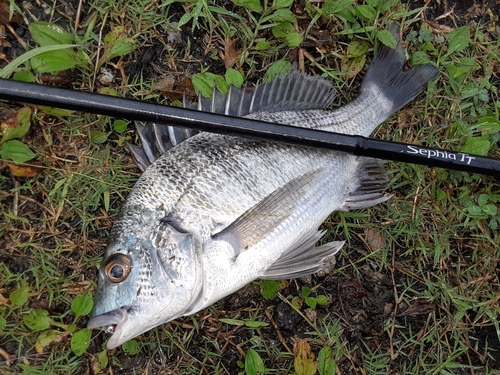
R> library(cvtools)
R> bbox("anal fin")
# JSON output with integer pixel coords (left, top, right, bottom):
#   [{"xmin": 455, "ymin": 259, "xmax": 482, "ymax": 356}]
[
  {"xmin": 261, "ymin": 228, "xmax": 343, "ymax": 280},
  {"xmin": 342, "ymin": 158, "xmax": 391, "ymax": 210}
]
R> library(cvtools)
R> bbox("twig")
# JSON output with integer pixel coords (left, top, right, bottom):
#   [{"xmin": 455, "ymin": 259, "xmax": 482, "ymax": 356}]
[
  {"xmin": 75, "ymin": 0, "xmax": 84, "ymax": 31},
  {"xmin": 0, "ymin": 346, "xmax": 11, "ymax": 366}
]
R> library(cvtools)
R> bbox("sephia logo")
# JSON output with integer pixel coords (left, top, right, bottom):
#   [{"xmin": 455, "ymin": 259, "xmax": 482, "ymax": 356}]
[{"xmin": 406, "ymin": 145, "xmax": 476, "ymax": 165}]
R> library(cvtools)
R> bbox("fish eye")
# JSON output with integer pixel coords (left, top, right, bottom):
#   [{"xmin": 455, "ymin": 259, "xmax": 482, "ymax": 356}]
[{"xmin": 104, "ymin": 254, "xmax": 132, "ymax": 283}]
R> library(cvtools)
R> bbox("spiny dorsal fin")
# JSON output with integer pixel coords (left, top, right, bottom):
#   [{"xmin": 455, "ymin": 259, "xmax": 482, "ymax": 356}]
[
  {"xmin": 190, "ymin": 72, "xmax": 336, "ymax": 116},
  {"xmin": 131, "ymin": 73, "xmax": 336, "ymax": 169},
  {"xmin": 126, "ymin": 122, "xmax": 161, "ymax": 172}
]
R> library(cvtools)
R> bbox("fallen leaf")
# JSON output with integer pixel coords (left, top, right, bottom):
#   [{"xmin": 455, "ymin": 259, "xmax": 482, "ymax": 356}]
[
  {"xmin": 396, "ymin": 300, "xmax": 436, "ymax": 317},
  {"xmin": 6, "ymin": 162, "xmax": 42, "ymax": 177},
  {"xmin": 0, "ymin": 106, "xmax": 16, "ymax": 121},
  {"xmin": 39, "ymin": 71, "xmax": 74, "ymax": 86},
  {"xmin": 0, "ymin": 107, "xmax": 32, "ymax": 144},
  {"xmin": 294, "ymin": 339, "xmax": 317, "ymax": 375},
  {"xmin": 221, "ymin": 37, "xmax": 241, "ymax": 68},
  {"xmin": 91, "ymin": 350, "xmax": 109, "ymax": 373},
  {"xmin": 0, "ymin": 0, "xmax": 22, "ymax": 25},
  {"xmin": 365, "ymin": 227, "xmax": 385, "ymax": 251},
  {"xmin": 29, "ymin": 299, "xmax": 50, "ymax": 310},
  {"xmin": 35, "ymin": 330, "xmax": 69, "ymax": 354},
  {"xmin": 0, "ymin": 292, "xmax": 8, "ymax": 306},
  {"xmin": 155, "ymin": 74, "xmax": 176, "ymax": 91},
  {"xmin": 341, "ymin": 55, "xmax": 365, "ymax": 78}
]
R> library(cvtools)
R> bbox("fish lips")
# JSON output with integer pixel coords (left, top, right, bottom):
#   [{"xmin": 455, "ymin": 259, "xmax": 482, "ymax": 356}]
[{"xmin": 87, "ymin": 307, "xmax": 131, "ymax": 349}]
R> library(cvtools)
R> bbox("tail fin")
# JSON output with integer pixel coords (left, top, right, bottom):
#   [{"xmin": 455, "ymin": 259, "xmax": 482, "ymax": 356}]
[{"xmin": 363, "ymin": 23, "xmax": 438, "ymax": 112}]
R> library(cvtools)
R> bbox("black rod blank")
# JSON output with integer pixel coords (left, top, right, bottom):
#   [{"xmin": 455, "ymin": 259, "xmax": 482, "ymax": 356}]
[{"xmin": 0, "ymin": 78, "xmax": 498, "ymax": 178}]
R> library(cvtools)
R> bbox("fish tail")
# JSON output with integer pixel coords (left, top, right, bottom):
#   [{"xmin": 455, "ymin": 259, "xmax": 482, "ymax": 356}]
[{"xmin": 362, "ymin": 22, "xmax": 438, "ymax": 113}]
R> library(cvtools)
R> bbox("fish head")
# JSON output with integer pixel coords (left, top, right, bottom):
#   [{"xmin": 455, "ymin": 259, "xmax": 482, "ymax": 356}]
[{"xmin": 87, "ymin": 208, "xmax": 204, "ymax": 349}]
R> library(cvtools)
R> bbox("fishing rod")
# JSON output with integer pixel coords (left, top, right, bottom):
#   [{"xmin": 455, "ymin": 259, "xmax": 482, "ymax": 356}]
[{"xmin": 0, "ymin": 78, "xmax": 498, "ymax": 178}]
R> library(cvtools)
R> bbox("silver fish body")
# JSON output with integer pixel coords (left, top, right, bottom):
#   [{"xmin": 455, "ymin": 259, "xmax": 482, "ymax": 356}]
[{"xmin": 88, "ymin": 24, "xmax": 438, "ymax": 349}]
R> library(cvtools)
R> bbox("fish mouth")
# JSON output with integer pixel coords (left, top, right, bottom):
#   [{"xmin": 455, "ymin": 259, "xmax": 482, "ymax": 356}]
[{"xmin": 87, "ymin": 307, "xmax": 129, "ymax": 349}]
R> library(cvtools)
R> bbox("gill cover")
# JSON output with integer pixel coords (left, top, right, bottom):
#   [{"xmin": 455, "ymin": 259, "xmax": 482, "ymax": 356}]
[{"xmin": 152, "ymin": 213, "xmax": 205, "ymax": 299}]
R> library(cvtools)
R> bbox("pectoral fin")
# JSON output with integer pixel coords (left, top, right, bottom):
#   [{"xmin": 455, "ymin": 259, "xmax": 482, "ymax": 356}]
[{"xmin": 212, "ymin": 169, "xmax": 325, "ymax": 255}]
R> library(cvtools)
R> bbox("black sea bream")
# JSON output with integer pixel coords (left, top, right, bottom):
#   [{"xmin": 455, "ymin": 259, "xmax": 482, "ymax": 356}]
[{"xmin": 87, "ymin": 24, "xmax": 438, "ymax": 349}]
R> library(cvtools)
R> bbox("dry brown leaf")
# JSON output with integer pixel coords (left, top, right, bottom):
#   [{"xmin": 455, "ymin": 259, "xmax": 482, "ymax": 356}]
[
  {"xmin": 155, "ymin": 74, "xmax": 176, "ymax": 92},
  {"xmin": 294, "ymin": 339, "xmax": 317, "ymax": 375},
  {"xmin": 365, "ymin": 227, "xmax": 385, "ymax": 251},
  {"xmin": 1, "ymin": 109, "xmax": 23, "ymax": 129},
  {"xmin": 177, "ymin": 75, "xmax": 195, "ymax": 99},
  {"xmin": 0, "ymin": 291, "xmax": 8, "ymax": 306},
  {"xmin": 0, "ymin": 0, "xmax": 22, "ymax": 25},
  {"xmin": 35, "ymin": 330, "xmax": 69, "ymax": 354},
  {"xmin": 39, "ymin": 71, "xmax": 74, "ymax": 86},
  {"xmin": 396, "ymin": 300, "xmax": 436, "ymax": 317},
  {"xmin": 0, "ymin": 106, "xmax": 16, "ymax": 121},
  {"xmin": 6, "ymin": 163, "xmax": 42, "ymax": 177},
  {"xmin": 221, "ymin": 37, "xmax": 241, "ymax": 69}
]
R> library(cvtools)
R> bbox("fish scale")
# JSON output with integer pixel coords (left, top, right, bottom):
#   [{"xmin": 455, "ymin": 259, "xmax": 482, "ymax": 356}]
[
  {"xmin": 150, "ymin": 136, "xmax": 334, "ymax": 233},
  {"xmin": 88, "ymin": 23, "xmax": 439, "ymax": 349}
]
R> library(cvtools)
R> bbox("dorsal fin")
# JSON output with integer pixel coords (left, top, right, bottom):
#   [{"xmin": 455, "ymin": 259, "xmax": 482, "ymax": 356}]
[
  {"xmin": 186, "ymin": 72, "xmax": 336, "ymax": 116},
  {"xmin": 129, "ymin": 73, "xmax": 337, "ymax": 169}
]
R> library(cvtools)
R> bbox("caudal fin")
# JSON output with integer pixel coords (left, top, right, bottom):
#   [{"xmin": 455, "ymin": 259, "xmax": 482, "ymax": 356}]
[{"xmin": 363, "ymin": 23, "xmax": 438, "ymax": 112}]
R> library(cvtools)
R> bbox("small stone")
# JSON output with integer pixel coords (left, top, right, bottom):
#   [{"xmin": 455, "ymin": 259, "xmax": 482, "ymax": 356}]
[
  {"xmin": 304, "ymin": 308, "xmax": 317, "ymax": 321},
  {"xmin": 275, "ymin": 301, "xmax": 301, "ymax": 331},
  {"xmin": 316, "ymin": 254, "xmax": 336, "ymax": 277},
  {"xmin": 99, "ymin": 67, "xmax": 114, "ymax": 85}
]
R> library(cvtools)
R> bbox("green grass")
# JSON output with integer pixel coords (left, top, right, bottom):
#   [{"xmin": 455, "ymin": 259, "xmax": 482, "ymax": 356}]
[{"xmin": 1, "ymin": 0, "xmax": 499, "ymax": 374}]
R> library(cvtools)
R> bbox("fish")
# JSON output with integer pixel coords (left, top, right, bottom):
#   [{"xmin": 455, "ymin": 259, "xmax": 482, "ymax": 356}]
[{"xmin": 87, "ymin": 23, "xmax": 438, "ymax": 349}]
